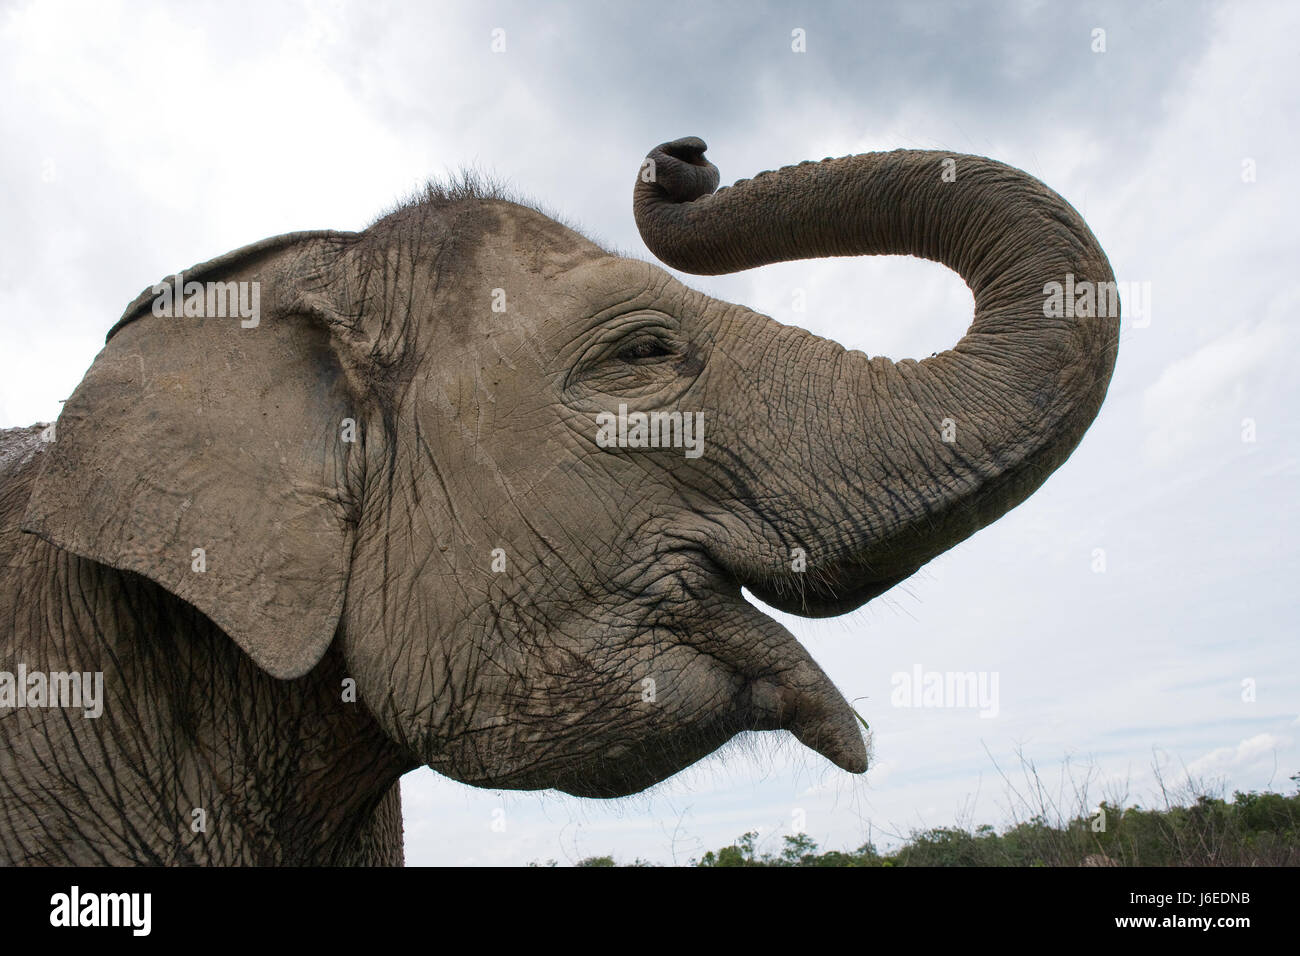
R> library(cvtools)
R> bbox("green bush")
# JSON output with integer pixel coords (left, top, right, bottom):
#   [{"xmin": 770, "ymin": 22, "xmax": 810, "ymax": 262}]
[{"xmin": 536, "ymin": 778, "xmax": 1300, "ymax": 866}]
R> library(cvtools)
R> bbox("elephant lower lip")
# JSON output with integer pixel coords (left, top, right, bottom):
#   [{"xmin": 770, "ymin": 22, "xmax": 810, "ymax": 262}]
[
  {"xmin": 548, "ymin": 672, "xmax": 866, "ymax": 798},
  {"xmin": 544, "ymin": 617, "xmax": 868, "ymax": 798},
  {"xmin": 694, "ymin": 586, "xmax": 869, "ymax": 775},
  {"xmin": 674, "ymin": 553, "xmax": 872, "ymax": 772},
  {"xmin": 742, "ymin": 674, "xmax": 868, "ymax": 774}
]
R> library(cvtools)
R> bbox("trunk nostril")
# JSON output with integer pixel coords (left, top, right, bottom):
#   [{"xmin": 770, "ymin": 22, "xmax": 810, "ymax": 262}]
[
  {"xmin": 661, "ymin": 137, "xmax": 710, "ymax": 166},
  {"xmin": 641, "ymin": 137, "xmax": 721, "ymax": 205}
]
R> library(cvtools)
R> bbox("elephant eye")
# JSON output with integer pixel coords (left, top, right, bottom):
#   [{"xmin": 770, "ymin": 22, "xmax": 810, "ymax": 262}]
[
  {"xmin": 614, "ymin": 337, "xmax": 674, "ymax": 363},
  {"xmin": 564, "ymin": 320, "xmax": 692, "ymax": 394}
]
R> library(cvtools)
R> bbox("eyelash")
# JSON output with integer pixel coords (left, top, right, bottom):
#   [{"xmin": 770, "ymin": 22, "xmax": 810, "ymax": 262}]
[{"xmin": 614, "ymin": 337, "xmax": 674, "ymax": 363}]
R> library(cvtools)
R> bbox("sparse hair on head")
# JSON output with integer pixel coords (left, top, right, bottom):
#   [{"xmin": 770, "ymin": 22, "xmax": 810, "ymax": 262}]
[
  {"xmin": 366, "ymin": 167, "xmax": 604, "ymax": 251},
  {"xmin": 369, "ymin": 168, "xmax": 517, "ymax": 226}
]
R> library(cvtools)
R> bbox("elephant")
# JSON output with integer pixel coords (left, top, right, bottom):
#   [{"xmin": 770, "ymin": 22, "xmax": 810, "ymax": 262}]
[{"xmin": 0, "ymin": 137, "xmax": 1118, "ymax": 865}]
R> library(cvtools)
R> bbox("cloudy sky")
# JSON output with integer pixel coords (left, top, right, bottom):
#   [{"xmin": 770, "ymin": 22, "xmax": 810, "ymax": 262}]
[{"xmin": 2, "ymin": 0, "xmax": 1296, "ymax": 865}]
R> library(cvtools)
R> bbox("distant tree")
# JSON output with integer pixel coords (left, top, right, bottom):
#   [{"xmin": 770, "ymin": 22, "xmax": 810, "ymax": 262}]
[{"xmin": 529, "ymin": 783, "xmax": 1300, "ymax": 867}]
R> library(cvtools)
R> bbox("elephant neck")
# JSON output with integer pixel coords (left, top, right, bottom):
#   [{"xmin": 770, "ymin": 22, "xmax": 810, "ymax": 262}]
[{"xmin": 0, "ymin": 529, "xmax": 413, "ymax": 865}]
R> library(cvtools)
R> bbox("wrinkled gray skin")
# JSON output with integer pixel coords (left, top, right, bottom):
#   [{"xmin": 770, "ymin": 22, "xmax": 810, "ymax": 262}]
[{"xmin": 0, "ymin": 139, "xmax": 1117, "ymax": 864}]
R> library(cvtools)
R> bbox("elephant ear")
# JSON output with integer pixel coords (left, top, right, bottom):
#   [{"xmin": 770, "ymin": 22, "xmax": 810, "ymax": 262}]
[{"xmin": 22, "ymin": 230, "xmax": 365, "ymax": 679}]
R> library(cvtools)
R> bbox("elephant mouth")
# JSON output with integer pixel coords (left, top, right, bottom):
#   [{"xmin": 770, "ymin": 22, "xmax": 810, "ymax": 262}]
[
  {"xmin": 457, "ymin": 548, "xmax": 877, "ymax": 800},
  {"xmin": 676, "ymin": 546, "xmax": 906, "ymax": 778},
  {"xmin": 707, "ymin": 568, "xmax": 874, "ymax": 774},
  {"xmin": 544, "ymin": 552, "xmax": 871, "ymax": 799},
  {"xmin": 551, "ymin": 676, "xmax": 866, "ymax": 800},
  {"xmin": 727, "ymin": 616, "xmax": 872, "ymax": 774}
]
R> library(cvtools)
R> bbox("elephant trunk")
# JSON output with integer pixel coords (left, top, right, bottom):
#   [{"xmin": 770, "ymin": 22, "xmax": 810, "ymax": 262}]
[{"xmin": 634, "ymin": 138, "xmax": 1119, "ymax": 611}]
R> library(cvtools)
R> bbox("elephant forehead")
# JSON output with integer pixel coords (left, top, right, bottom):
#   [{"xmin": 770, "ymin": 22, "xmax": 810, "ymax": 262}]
[
  {"xmin": 476, "ymin": 201, "xmax": 608, "ymax": 278},
  {"xmin": 540, "ymin": 258, "xmax": 692, "ymax": 336},
  {"xmin": 552, "ymin": 256, "xmax": 668, "ymax": 299}
]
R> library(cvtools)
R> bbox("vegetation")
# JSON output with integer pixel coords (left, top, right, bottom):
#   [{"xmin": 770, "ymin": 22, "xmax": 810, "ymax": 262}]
[{"xmin": 532, "ymin": 771, "xmax": 1300, "ymax": 867}]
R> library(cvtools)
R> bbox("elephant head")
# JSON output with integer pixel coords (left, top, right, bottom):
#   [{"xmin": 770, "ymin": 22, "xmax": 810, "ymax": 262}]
[{"xmin": 20, "ymin": 138, "xmax": 1117, "ymax": 805}]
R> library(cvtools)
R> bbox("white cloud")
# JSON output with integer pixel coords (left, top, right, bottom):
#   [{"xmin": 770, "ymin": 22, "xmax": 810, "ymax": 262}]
[
  {"xmin": 1185, "ymin": 733, "xmax": 1291, "ymax": 780},
  {"xmin": 1141, "ymin": 312, "xmax": 1290, "ymax": 466}
]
